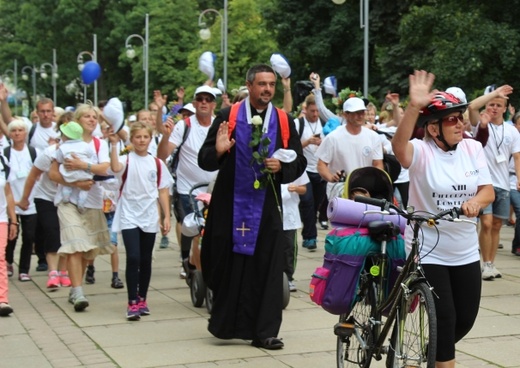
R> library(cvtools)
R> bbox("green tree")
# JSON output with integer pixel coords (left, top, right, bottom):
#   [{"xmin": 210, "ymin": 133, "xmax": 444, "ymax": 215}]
[{"xmin": 187, "ymin": 0, "xmax": 278, "ymax": 101}]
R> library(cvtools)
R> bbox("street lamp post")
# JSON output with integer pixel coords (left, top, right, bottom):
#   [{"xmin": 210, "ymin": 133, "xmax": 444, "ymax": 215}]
[
  {"xmin": 77, "ymin": 51, "xmax": 95, "ymax": 103},
  {"xmin": 21, "ymin": 65, "xmax": 37, "ymax": 110},
  {"xmin": 40, "ymin": 48, "xmax": 59, "ymax": 105},
  {"xmin": 198, "ymin": 0, "xmax": 228, "ymax": 88},
  {"xmin": 2, "ymin": 59, "xmax": 18, "ymax": 111},
  {"xmin": 125, "ymin": 14, "xmax": 149, "ymax": 108},
  {"xmin": 332, "ymin": 0, "xmax": 369, "ymax": 97},
  {"xmin": 76, "ymin": 35, "xmax": 98, "ymax": 105}
]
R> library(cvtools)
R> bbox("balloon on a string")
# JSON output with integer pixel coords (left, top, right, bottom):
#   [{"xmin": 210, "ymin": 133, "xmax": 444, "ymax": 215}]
[{"xmin": 81, "ymin": 61, "xmax": 101, "ymax": 85}]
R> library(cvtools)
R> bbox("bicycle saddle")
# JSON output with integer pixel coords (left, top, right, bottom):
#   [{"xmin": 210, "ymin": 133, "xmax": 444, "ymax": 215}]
[{"xmin": 367, "ymin": 221, "xmax": 400, "ymax": 242}]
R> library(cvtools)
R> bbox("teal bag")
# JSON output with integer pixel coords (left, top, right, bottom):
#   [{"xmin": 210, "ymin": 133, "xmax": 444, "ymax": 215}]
[{"xmin": 319, "ymin": 226, "xmax": 405, "ymax": 315}]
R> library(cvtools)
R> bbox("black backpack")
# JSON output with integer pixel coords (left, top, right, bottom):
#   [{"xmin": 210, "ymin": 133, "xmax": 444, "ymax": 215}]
[
  {"xmin": 1, "ymin": 146, "xmax": 37, "ymax": 180},
  {"xmin": 0, "ymin": 155, "xmax": 9, "ymax": 180},
  {"xmin": 168, "ymin": 118, "xmax": 191, "ymax": 179}
]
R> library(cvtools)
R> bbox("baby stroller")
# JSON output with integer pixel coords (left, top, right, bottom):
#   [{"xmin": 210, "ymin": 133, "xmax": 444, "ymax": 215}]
[{"xmin": 181, "ymin": 182, "xmax": 213, "ymax": 313}]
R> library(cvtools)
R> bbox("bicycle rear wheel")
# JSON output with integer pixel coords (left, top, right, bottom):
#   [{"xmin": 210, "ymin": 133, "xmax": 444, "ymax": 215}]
[
  {"xmin": 387, "ymin": 281, "xmax": 437, "ymax": 368},
  {"xmin": 336, "ymin": 279, "xmax": 377, "ymax": 368}
]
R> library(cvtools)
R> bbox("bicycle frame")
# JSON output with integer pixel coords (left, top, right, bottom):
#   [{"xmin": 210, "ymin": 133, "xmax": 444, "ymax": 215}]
[{"xmin": 369, "ymin": 219, "xmax": 432, "ymax": 360}]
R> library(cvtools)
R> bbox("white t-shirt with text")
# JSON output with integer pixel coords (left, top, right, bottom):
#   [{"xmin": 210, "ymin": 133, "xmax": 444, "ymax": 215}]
[{"xmin": 407, "ymin": 139, "xmax": 491, "ymax": 266}]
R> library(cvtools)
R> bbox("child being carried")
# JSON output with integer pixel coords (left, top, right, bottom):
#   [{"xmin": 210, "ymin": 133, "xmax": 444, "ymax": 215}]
[{"xmin": 55, "ymin": 121, "xmax": 96, "ymax": 212}]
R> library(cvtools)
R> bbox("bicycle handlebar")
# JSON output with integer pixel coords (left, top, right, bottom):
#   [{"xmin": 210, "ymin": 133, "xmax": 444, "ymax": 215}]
[{"xmin": 353, "ymin": 195, "xmax": 465, "ymax": 222}]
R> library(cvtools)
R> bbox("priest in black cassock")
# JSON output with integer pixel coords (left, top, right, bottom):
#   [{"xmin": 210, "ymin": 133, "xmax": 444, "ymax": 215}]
[{"xmin": 198, "ymin": 64, "xmax": 306, "ymax": 350}]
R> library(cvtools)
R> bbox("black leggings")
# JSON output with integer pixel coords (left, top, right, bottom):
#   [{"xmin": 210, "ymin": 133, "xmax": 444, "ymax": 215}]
[
  {"xmin": 422, "ymin": 261, "xmax": 481, "ymax": 362},
  {"xmin": 122, "ymin": 228, "xmax": 156, "ymax": 302}
]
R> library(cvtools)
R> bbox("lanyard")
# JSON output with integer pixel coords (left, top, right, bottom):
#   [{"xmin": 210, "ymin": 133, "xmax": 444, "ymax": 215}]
[{"xmin": 490, "ymin": 123, "xmax": 504, "ymax": 154}]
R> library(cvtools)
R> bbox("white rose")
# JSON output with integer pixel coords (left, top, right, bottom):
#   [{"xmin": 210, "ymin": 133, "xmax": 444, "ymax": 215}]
[{"xmin": 251, "ymin": 115, "xmax": 262, "ymax": 126}]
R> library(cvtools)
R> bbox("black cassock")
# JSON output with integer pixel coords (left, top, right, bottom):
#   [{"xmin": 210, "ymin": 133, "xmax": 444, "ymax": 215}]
[{"xmin": 198, "ymin": 104, "xmax": 306, "ymax": 341}]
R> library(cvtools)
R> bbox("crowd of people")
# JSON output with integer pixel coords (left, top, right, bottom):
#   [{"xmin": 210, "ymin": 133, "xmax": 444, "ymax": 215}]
[{"xmin": 0, "ymin": 64, "xmax": 518, "ymax": 366}]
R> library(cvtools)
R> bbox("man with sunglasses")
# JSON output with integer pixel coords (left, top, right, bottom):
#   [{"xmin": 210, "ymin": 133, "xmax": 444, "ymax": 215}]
[
  {"xmin": 156, "ymin": 85, "xmax": 218, "ymax": 276},
  {"xmin": 468, "ymin": 84, "xmax": 520, "ymax": 280}
]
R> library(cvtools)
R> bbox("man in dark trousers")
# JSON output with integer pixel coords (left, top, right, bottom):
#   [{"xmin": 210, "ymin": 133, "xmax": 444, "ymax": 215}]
[{"xmin": 198, "ymin": 64, "xmax": 306, "ymax": 350}]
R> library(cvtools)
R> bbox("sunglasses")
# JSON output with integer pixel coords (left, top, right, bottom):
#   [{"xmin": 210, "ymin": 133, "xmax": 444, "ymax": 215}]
[
  {"xmin": 195, "ymin": 96, "xmax": 215, "ymax": 103},
  {"xmin": 440, "ymin": 115, "xmax": 464, "ymax": 125}
]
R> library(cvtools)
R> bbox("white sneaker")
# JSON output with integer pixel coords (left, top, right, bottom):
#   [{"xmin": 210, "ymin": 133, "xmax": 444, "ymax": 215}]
[
  {"xmin": 490, "ymin": 263, "xmax": 502, "ymax": 278},
  {"xmin": 482, "ymin": 262, "xmax": 495, "ymax": 281},
  {"xmin": 288, "ymin": 281, "xmax": 297, "ymax": 292}
]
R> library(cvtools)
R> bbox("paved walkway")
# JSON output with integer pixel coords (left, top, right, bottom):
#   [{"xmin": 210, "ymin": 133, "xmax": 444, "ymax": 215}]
[{"xmin": 1, "ymin": 225, "xmax": 520, "ymax": 368}]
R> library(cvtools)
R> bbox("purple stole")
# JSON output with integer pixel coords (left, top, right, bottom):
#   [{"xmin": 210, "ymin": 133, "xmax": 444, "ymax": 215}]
[{"xmin": 232, "ymin": 102, "xmax": 278, "ymax": 256}]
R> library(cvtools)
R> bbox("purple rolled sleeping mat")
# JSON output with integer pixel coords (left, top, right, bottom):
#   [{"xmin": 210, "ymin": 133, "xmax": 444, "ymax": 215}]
[{"xmin": 327, "ymin": 197, "xmax": 406, "ymax": 234}]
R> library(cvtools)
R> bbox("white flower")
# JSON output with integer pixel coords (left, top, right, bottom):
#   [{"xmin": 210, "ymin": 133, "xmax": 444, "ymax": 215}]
[{"xmin": 251, "ymin": 115, "xmax": 262, "ymax": 126}]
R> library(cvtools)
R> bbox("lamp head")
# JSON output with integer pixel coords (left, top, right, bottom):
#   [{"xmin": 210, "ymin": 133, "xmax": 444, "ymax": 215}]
[
  {"xmin": 126, "ymin": 47, "xmax": 136, "ymax": 59},
  {"xmin": 199, "ymin": 28, "xmax": 211, "ymax": 41},
  {"xmin": 332, "ymin": 0, "xmax": 347, "ymax": 4},
  {"xmin": 22, "ymin": 74, "xmax": 29, "ymax": 81}
]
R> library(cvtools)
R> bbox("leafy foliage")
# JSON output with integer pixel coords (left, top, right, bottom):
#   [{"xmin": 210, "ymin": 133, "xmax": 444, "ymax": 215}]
[{"xmin": 3, "ymin": 0, "xmax": 520, "ymax": 112}]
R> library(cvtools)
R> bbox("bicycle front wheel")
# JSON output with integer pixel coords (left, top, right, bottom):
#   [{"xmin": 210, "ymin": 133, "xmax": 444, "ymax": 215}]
[
  {"xmin": 387, "ymin": 281, "xmax": 437, "ymax": 368},
  {"xmin": 336, "ymin": 279, "xmax": 377, "ymax": 368}
]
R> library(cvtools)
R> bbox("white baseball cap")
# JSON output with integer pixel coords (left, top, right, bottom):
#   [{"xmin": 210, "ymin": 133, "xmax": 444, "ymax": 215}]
[
  {"xmin": 194, "ymin": 85, "xmax": 217, "ymax": 98},
  {"xmin": 179, "ymin": 103, "xmax": 196, "ymax": 115},
  {"xmin": 343, "ymin": 97, "xmax": 366, "ymax": 112}
]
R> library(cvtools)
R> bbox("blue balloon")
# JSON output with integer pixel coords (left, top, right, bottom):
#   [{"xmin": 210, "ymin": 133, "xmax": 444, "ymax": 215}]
[{"xmin": 81, "ymin": 61, "xmax": 101, "ymax": 85}]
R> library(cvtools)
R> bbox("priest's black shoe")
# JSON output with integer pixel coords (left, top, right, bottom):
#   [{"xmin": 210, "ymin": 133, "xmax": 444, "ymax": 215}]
[{"xmin": 251, "ymin": 337, "xmax": 284, "ymax": 350}]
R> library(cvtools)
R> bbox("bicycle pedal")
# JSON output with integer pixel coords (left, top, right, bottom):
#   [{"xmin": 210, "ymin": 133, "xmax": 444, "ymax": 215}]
[{"xmin": 334, "ymin": 322, "xmax": 355, "ymax": 337}]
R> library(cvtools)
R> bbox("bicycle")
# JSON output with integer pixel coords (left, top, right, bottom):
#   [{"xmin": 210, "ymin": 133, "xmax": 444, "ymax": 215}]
[{"xmin": 335, "ymin": 196, "xmax": 477, "ymax": 368}]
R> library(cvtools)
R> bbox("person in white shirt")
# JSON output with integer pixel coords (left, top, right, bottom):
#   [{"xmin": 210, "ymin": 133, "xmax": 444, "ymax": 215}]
[
  {"xmin": 392, "ymin": 70, "xmax": 494, "ymax": 367},
  {"xmin": 316, "ymin": 96, "xmax": 384, "ymax": 199},
  {"xmin": 468, "ymin": 84, "xmax": 520, "ymax": 280},
  {"xmin": 17, "ymin": 112, "xmax": 75, "ymax": 290},
  {"xmin": 0, "ymin": 89, "xmax": 59, "ymax": 271},
  {"xmin": 281, "ymin": 172, "xmax": 309, "ymax": 291},
  {"xmin": 0, "ymin": 153, "xmax": 18, "ymax": 317},
  {"xmin": 294, "ymin": 94, "xmax": 326, "ymax": 251},
  {"xmin": 49, "ymin": 104, "xmax": 113, "ymax": 312},
  {"xmin": 156, "ymin": 85, "xmax": 218, "ymax": 277},
  {"xmin": 108, "ymin": 122, "xmax": 173, "ymax": 320},
  {"xmin": 4, "ymin": 119, "xmax": 37, "ymax": 282}
]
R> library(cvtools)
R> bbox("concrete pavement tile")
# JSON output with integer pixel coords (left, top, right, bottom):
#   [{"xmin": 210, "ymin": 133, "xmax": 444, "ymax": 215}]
[
  {"xmin": 0, "ymin": 356, "xmax": 53, "ymax": 368},
  {"xmin": 0, "ymin": 334, "xmax": 43, "ymax": 357},
  {"xmin": 81, "ymin": 364, "xmax": 118, "ymax": 368},
  {"xmin": 84, "ymin": 317, "xmax": 210, "ymax": 347},
  {"xmin": 0, "ymin": 313, "xmax": 25, "ymax": 336},
  {"xmin": 232, "ymin": 356, "xmax": 297, "ymax": 367},
  {"xmin": 104, "ymin": 338, "xmax": 266, "ymax": 367},
  {"xmin": 276, "ymin": 351, "xmax": 342, "ymax": 368},
  {"xmin": 479, "ymin": 295, "xmax": 520, "ymax": 315},
  {"xmin": 283, "ymin": 294, "xmax": 317, "ymax": 310},
  {"xmin": 457, "ymin": 335, "xmax": 520, "ymax": 367},
  {"xmin": 465, "ymin": 315, "xmax": 520, "ymax": 338},
  {"xmin": 282, "ymin": 307, "xmax": 338, "ymax": 332},
  {"xmin": 275, "ymin": 327, "xmax": 337, "ymax": 355},
  {"xmin": 48, "ymin": 357, "xmax": 83, "ymax": 367}
]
